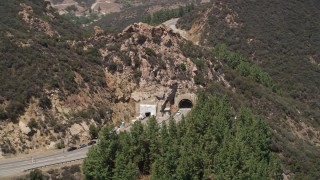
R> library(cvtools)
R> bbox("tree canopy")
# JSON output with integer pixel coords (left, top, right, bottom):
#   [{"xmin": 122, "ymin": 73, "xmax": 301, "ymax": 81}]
[{"xmin": 83, "ymin": 92, "xmax": 281, "ymax": 179}]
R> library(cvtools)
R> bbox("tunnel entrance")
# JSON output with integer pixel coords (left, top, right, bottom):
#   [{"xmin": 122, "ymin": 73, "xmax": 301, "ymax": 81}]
[
  {"xmin": 178, "ymin": 99, "xmax": 193, "ymax": 109},
  {"xmin": 145, "ymin": 112, "xmax": 151, "ymax": 117}
]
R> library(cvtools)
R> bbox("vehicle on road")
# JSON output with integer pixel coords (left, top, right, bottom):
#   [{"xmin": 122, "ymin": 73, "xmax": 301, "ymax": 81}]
[
  {"xmin": 79, "ymin": 144, "xmax": 87, "ymax": 148},
  {"xmin": 67, "ymin": 146, "xmax": 77, "ymax": 152}
]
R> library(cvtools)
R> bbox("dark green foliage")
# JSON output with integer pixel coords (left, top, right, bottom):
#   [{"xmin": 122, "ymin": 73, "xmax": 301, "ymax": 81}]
[
  {"xmin": 141, "ymin": 4, "xmax": 196, "ymax": 25},
  {"xmin": 178, "ymin": 63, "xmax": 187, "ymax": 71},
  {"xmin": 180, "ymin": 41, "xmax": 207, "ymax": 59},
  {"xmin": 83, "ymin": 93, "xmax": 280, "ymax": 179},
  {"xmin": 214, "ymin": 44, "xmax": 277, "ymax": 91},
  {"xmin": 183, "ymin": 0, "xmax": 320, "ymax": 115},
  {"xmin": 107, "ymin": 61, "xmax": 118, "ymax": 73},
  {"xmin": 133, "ymin": 70, "xmax": 142, "ymax": 79},
  {"xmin": 56, "ymin": 142, "xmax": 65, "ymax": 149},
  {"xmin": 53, "ymin": 124, "xmax": 67, "ymax": 133},
  {"xmin": 65, "ymin": 5, "xmax": 78, "ymax": 13},
  {"xmin": 144, "ymin": 47, "xmax": 156, "ymax": 57},
  {"xmin": 0, "ymin": 140, "xmax": 16, "ymax": 154},
  {"xmin": 89, "ymin": 125, "xmax": 98, "ymax": 139},
  {"xmin": 0, "ymin": 0, "xmax": 105, "ymax": 121},
  {"xmin": 29, "ymin": 169, "xmax": 44, "ymax": 180},
  {"xmin": 28, "ymin": 118, "xmax": 39, "ymax": 129},
  {"xmin": 5, "ymin": 101, "xmax": 25, "ymax": 121},
  {"xmin": 39, "ymin": 96, "xmax": 52, "ymax": 109},
  {"xmin": 194, "ymin": 74, "xmax": 204, "ymax": 85}
]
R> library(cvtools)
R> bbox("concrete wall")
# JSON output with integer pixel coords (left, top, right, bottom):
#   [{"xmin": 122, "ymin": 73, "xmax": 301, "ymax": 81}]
[
  {"xmin": 174, "ymin": 93, "xmax": 197, "ymax": 108},
  {"xmin": 135, "ymin": 93, "xmax": 197, "ymax": 117},
  {"xmin": 139, "ymin": 104, "xmax": 157, "ymax": 116}
]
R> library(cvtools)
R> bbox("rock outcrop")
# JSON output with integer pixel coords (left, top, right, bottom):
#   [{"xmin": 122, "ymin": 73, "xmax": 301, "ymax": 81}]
[{"xmin": 94, "ymin": 22, "xmax": 215, "ymax": 120}]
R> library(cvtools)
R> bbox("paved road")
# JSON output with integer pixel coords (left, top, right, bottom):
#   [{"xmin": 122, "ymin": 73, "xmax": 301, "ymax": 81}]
[
  {"xmin": 162, "ymin": 18, "xmax": 188, "ymax": 40},
  {"xmin": 51, "ymin": 2, "xmax": 77, "ymax": 7},
  {"xmin": 0, "ymin": 146, "xmax": 90, "ymax": 178},
  {"xmin": 0, "ymin": 108, "xmax": 191, "ymax": 178}
]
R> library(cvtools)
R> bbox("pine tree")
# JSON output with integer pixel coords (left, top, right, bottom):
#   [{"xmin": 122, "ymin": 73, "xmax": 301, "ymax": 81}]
[
  {"xmin": 83, "ymin": 93, "xmax": 281, "ymax": 179},
  {"xmin": 113, "ymin": 152, "xmax": 138, "ymax": 180}
]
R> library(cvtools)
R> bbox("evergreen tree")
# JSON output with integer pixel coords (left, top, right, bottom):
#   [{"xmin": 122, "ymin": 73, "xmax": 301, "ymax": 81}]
[{"xmin": 83, "ymin": 93, "xmax": 281, "ymax": 179}]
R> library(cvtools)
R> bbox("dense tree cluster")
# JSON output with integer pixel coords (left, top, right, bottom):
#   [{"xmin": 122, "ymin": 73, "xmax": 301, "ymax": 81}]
[
  {"xmin": 142, "ymin": 4, "xmax": 195, "ymax": 25},
  {"xmin": 214, "ymin": 44, "xmax": 277, "ymax": 91},
  {"xmin": 83, "ymin": 92, "xmax": 281, "ymax": 179}
]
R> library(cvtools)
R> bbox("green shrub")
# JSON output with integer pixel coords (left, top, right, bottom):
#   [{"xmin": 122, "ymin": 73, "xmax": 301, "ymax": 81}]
[
  {"xmin": 56, "ymin": 142, "xmax": 65, "ymax": 149},
  {"xmin": 178, "ymin": 64, "xmax": 187, "ymax": 71},
  {"xmin": 144, "ymin": 48, "xmax": 156, "ymax": 57},
  {"xmin": 141, "ymin": 4, "xmax": 196, "ymax": 25},
  {"xmin": 39, "ymin": 96, "xmax": 52, "ymax": 109},
  {"xmin": 28, "ymin": 118, "xmax": 39, "ymax": 129},
  {"xmin": 133, "ymin": 70, "xmax": 142, "ymax": 79},
  {"xmin": 194, "ymin": 74, "xmax": 204, "ymax": 85},
  {"xmin": 29, "ymin": 169, "xmax": 43, "ymax": 180},
  {"xmin": 107, "ymin": 62, "xmax": 118, "ymax": 72},
  {"xmin": 89, "ymin": 125, "xmax": 98, "ymax": 139},
  {"xmin": 119, "ymin": 53, "xmax": 132, "ymax": 66},
  {"xmin": 54, "ymin": 124, "xmax": 67, "ymax": 133},
  {"xmin": 5, "ymin": 101, "xmax": 25, "ymax": 121}
]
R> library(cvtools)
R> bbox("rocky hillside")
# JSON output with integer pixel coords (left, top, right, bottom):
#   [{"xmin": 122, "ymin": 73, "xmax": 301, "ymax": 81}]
[
  {"xmin": 0, "ymin": 0, "xmax": 109, "ymax": 156},
  {"xmin": 177, "ymin": 0, "xmax": 320, "ymax": 178},
  {"xmin": 1, "ymin": 0, "xmax": 319, "ymax": 179},
  {"xmin": 0, "ymin": 0, "xmax": 214, "ymax": 157}
]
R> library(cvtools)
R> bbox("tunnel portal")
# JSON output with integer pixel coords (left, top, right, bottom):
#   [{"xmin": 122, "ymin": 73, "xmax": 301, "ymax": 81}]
[{"xmin": 178, "ymin": 99, "xmax": 193, "ymax": 109}]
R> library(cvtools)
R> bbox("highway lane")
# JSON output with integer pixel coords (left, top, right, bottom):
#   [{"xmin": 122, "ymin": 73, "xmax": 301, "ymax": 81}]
[{"xmin": 0, "ymin": 146, "xmax": 90, "ymax": 178}]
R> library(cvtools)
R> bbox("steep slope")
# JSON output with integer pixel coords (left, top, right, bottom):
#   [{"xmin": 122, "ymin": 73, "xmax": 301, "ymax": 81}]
[
  {"xmin": 0, "ymin": 0, "xmax": 110, "ymax": 155},
  {"xmin": 177, "ymin": 0, "xmax": 320, "ymax": 178},
  {"xmin": 1, "ymin": 0, "xmax": 319, "ymax": 178},
  {"xmin": 88, "ymin": 0, "xmax": 198, "ymax": 32},
  {"xmin": 0, "ymin": 0, "xmax": 213, "ymax": 156}
]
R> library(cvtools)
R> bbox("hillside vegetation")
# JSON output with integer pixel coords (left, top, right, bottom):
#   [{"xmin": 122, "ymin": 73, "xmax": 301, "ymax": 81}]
[
  {"xmin": 83, "ymin": 93, "xmax": 281, "ymax": 179},
  {"xmin": 1, "ymin": 0, "xmax": 319, "ymax": 179},
  {"xmin": 179, "ymin": 0, "xmax": 320, "ymax": 116},
  {"xmin": 88, "ymin": 0, "xmax": 198, "ymax": 32},
  {"xmin": 177, "ymin": 0, "xmax": 320, "ymax": 178},
  {"xmin": 0, "ymin": 0, "xmax": 105, "ymax": 121},
  {"xmin": 0, "ymin": 0, "xmax": 113, "ymax": 155}
]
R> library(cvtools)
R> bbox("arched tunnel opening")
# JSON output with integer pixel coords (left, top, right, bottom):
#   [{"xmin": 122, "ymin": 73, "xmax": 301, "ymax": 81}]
[
  {"xmin": 178, "ymin": 99, "xmax": 193, "ymax": 109},
  {"xmin": 145, "ymin": 112, "xmax": 151, "ymax": 117}
]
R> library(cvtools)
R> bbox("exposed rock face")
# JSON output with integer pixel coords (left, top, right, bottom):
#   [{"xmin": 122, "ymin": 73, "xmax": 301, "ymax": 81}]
[
  {"xmin": 0, "ymin": 22, "xmax": 216, "ymax": 156},
  {"xmin": 97, "ymin": 23, "xmax": 214, "ymax": 118},
  {"xmin": 19, "ymin": 121, "xmax": 31, "ymax": 135}
]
